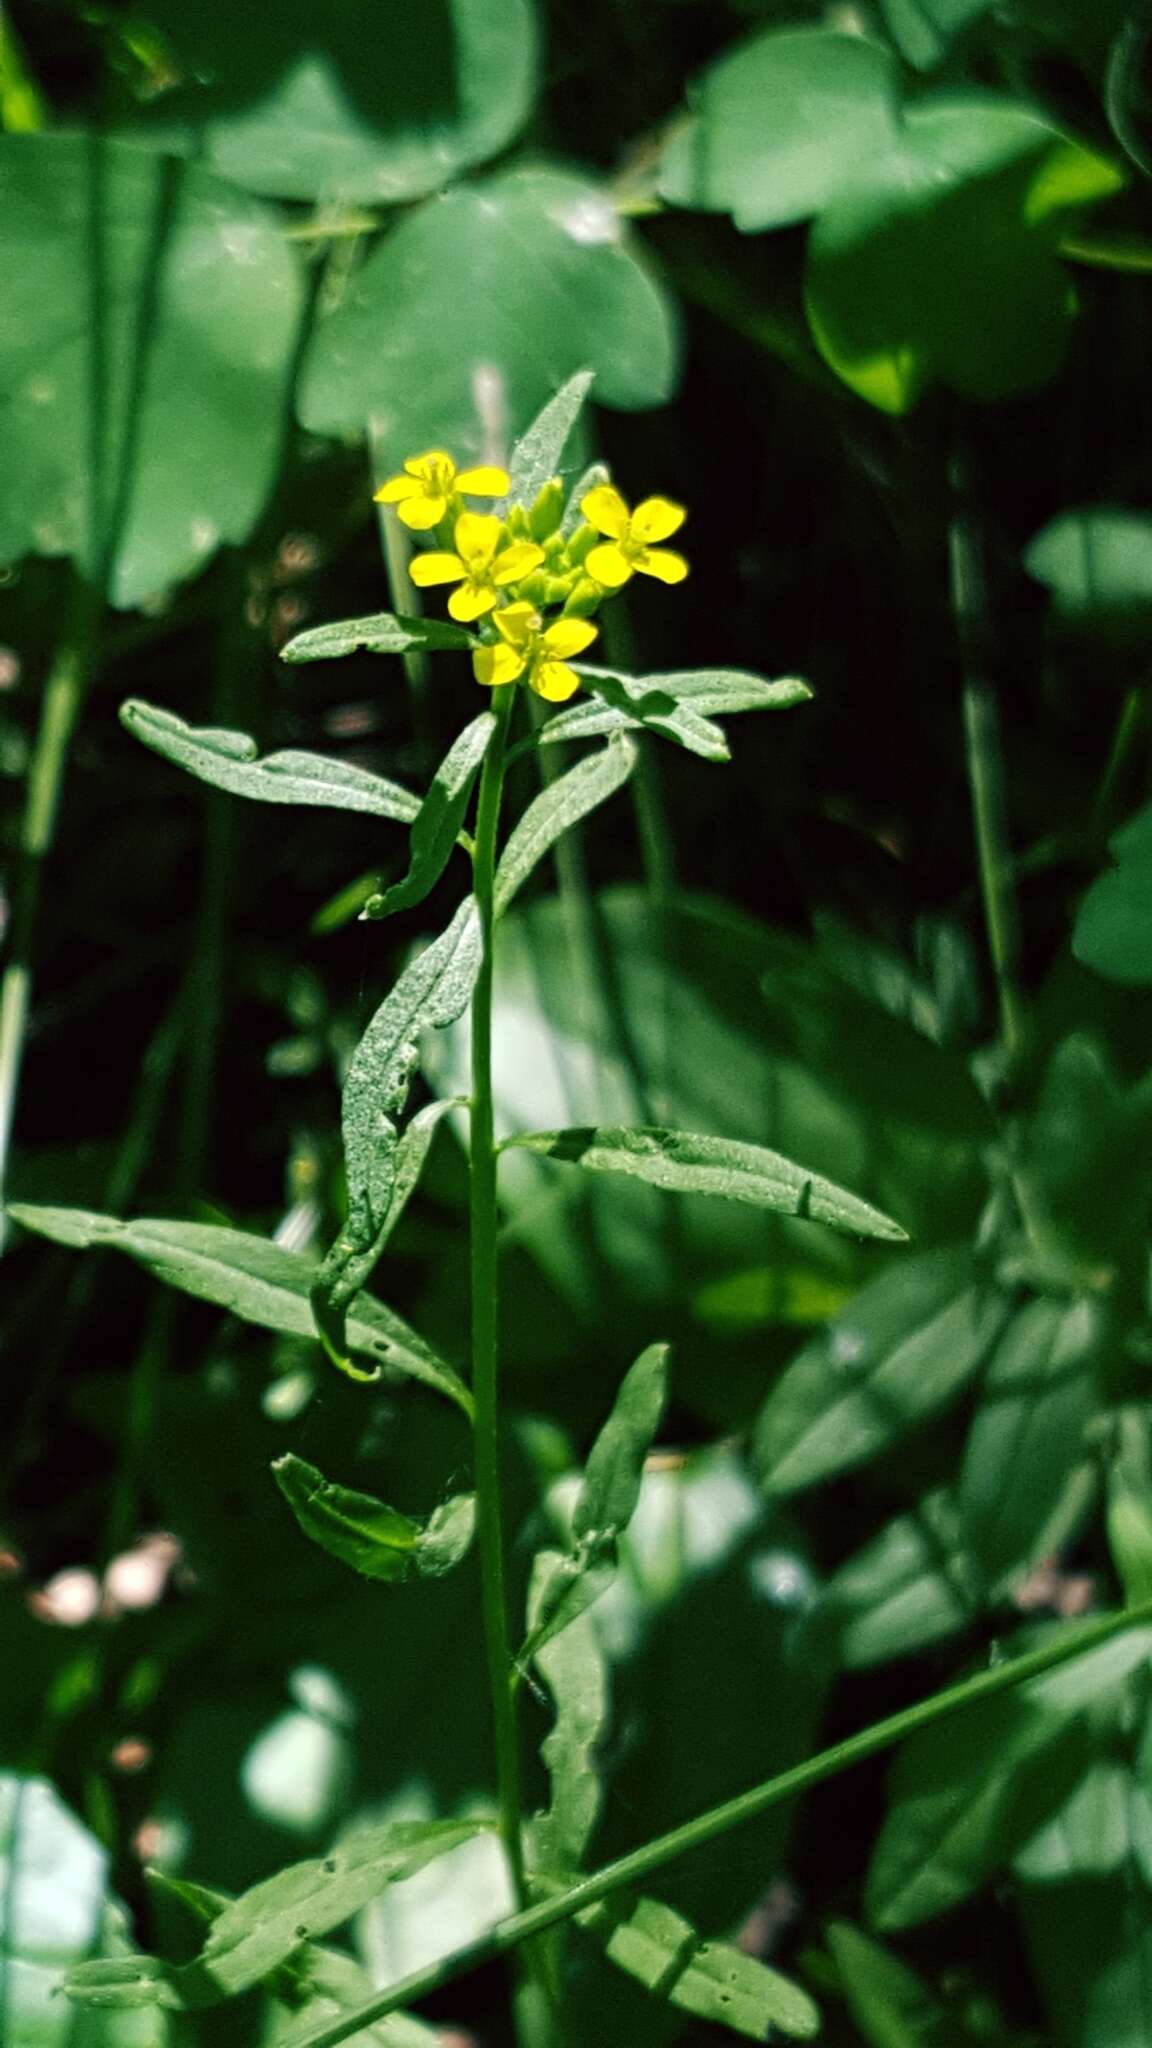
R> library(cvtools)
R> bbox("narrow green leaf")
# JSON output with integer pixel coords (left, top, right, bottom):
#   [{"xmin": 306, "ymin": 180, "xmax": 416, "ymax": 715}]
[
  {"xmin": 494, "ymin": 735, "xmax": 636, "ymax": 918},
  {"xmin": 575, "ymin": 1341, "xmax": 668, "ymax": 1547},
  {"xmin": 501, "ymin": 1124, "xmax": 907, "ymax": 1240},
  {"xmin": 753, "ymin": 1251, "xmax": 1004, "ymax": 1498},
  {"xmin": 313, "ymin": 902, "xmax": 481, "ymax": 1363},
  {"xmin": 182, "ymin": 1821, "xmax": 483, "ymax": 2001},
  {"xmin": 821, "ymin": 1489, "xmax": 982, "ymax": 1669},
  {"xmin": 957, "ymin": 1295, "xmax": 1100, "ymax": 1585},
  {"xmin": 313, "ymin": 1097, "xmax": 462, "ymax": 1348},
  {"xmin": 573, "ymin": 1890, "xmax": 821, "ymax": 2040},
  {"xmin": 1013, "ymin": 1757, "xmax": 1152, "ymax": 1882},
  {"xmin": 530, "ymin": 1549, "xmax": 610, "ymax": 1873},
  {"xmin": 825, "ymin": 1920, "xmax": 942, "ymax": 2048},
  {"xmin": 539, "ymin": 666, "xmax": 811, "ymax": 762},
  {"xmin": 272, "ymin": 1454, "xmax": 422, "ymax": 1583},
  {"xmin": 505, "ymin": 370, "xmax": 595, "ymax": 508},
  {"xmin": 281, "ymin": 612, "xmax": 475, "ymax": 664},
  {"xmin": 121, "ymin": 698, "xmax": 420, "ymax": 823},
  {"xmin": 6, "ymin": 1205, "xmax": 469, "ymax": 1411},
  {"xmin": 364, "ymin": 715, "xmax": 492, "ymax": 921}
]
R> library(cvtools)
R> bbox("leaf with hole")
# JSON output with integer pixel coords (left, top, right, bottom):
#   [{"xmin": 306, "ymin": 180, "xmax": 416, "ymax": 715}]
[
  {"xmin": 121, "ymin": 699, "xmax": 421, "ymax": 823},
  {"xmin": 572, "ymin": 1890, "xmax": 821, "ymax": 2040}
]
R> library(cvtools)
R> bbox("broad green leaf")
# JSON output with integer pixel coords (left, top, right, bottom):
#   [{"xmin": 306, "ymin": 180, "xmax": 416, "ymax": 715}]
[
  {"xmin": 957, "ymin": 1295, "xmax": 1100, "ymax": 1584},
  {"xmin": 865, "ymin": 1691, "xmax": 1092, "ymax": 1930},
  {"xmin": 501, "ymin": 1125, "xmax": 907, "ymax": 1241},
  {"xmin": 365, "ymin": 714, "xmax": 493, "ymax": 920},
  {"xmin": 1074, "ymin": 800, "xmax": 1152, "ymax": 984},
  {"xmin": 530, "ymin": 1550, "xmax": 610, "ymax": 1873},
  {"xmin": 504, "ymin": 370, "xmax": 595, "ymax": 508},
  {"xmin": 123, "ymin": 0, "xmax": 538, "ymax": 205},
  {"xmin": 542, "ymin": 666, "xmax": 811, "ymax": 763},
  {"xmin": 1019, "ymin": 1034, "xmax": 1152, "ymax": 1275},
  {"xmin": 121, "ymin": 699, "xmax": 421, "ymax": 824},
  {"xmin": 272, "ymin": 1454, "xmax": 421, "ymax": 1583},
  {"xmin": 281, "ymin": 611, "xmax": 475, "ymax": 665},
  {"xmin": 574, "ymin": 1342, "xmax": 669, "ymax": 1548},
  {"xmin": 6, "ymin": 1205, "xmax": 468, "ymax": 1410},
  {"xmin": 572, "ymin": 1891, "xmax": 820, "ymax": 2040},
  {"xmin": 298, "ymin": 168, "xmax": 677, "ymax": 462},
  {"xmin": 0, "ymin": 133, "xmax": 303, "ymax": 607},
  {"xmin": 314, "ymin": 900, "xmax": 481, "ymax": 1363},
  {"xmin": 660, "ymin": 30, "xmax": 901, "ymax": 231},
  {"xmin": 825, "ymin": 1920, "xmax": 942, "ymax": 2048},
  {"xmin": 820, "ymin": 1489, "xmax": 982, "ymax": 1668},
  {"xmin": 416, "ymin": 1493, "xmax": 478, "ymax": 1578},
  {"xmin": 0, "ymin": 1773, "xmax": 168, "ymax": 2044},
  {"xmin": 753, "ymin": 1251, "xmax": 1005, "ymax": 1497},
  {"xmin": 1014, "ymin": 1757, "xmax": 1152, "ymax": 1882},
  {"xmin": 1025, "ymin": 507, "xmax": 1152, "ymax": 638},
  {"xmin": 494, "ymin": 735, "xmax": 637, "ymax": 917},
  {"xmin": 311, "ymin": 1098, "xmax": 462, "ymax": 1365},
  {"xmin": 806, "ymin": 99, "xmax": 1124, "ymax": 411},
  {"xmin": 1020, "ymin": 1872, "xmax": 1152, "ymax": 2048},
  {"xmin": 877, "ymin": 0, "xmax": 994, "ymax": 69}
]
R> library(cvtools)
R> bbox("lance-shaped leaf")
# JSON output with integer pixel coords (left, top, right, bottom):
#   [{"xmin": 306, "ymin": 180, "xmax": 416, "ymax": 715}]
[
  {"xmin": 752, "ymin": 1250, "xmax": 1004, "ymax": 1498},
  {"xmin": 313, "ymin": 902, "xmax": 482, "ymax": 1363},
  {"xmin": 364, "ymin": 714, "xmax": 493, "ymax": 921},
  {"xmin": 311, "ymin": 1098, "xmax": 461, "ymax": 1356},
  {"xmin": 519, "ymin": 1343, "xmax": 670, "ymax": 1665},
  {"xmin": 500, "ymin": 1125, "xmax": 906, "ymax": 1239},
  {"xmin": 538, "ymin": 665, "xmax": 811, "ymax": 762},
  {"xmin": 494, "ymin": 735, "xmax": 636, "ymax": 917},
  {"xmin": 571, "ymin": 1890, "xmax": 821, "ymax": 2040},
  {"xmin": 819, "ymin": 1488, "xmax": 983, "ymax": 1668},
  {"xmin": 504, "ymin": 369, "xmax": 595, "ymax": 508},
  {"xmin": 529, "ymin": 1550, "xmax": 610, "ymax": 1874},
  {"xmin": 121, "ymin": 698, "xmax": 420, "ymax": 823},
  {"xmin": 281, "ymin": 611, "xmax": 475, "ymax": 664},
  {"xmin": 272, "ymin": 1453, "xmax": 474, "ymax": 1584},
  {"xmin": 6, "ymin": 1205, "xmax": 469, "ymax": 1410}
]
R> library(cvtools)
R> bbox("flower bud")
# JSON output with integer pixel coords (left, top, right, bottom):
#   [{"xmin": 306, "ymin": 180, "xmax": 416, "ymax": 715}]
[{"xmin": 529, "ymin": 479, "xmax": 565, "ymax": 541}]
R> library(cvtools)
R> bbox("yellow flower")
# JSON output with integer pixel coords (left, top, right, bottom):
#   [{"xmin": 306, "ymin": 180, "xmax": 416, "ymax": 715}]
[
  {"xmin": 374, "ymin": 450, "xmax": 510, "ymax": 531},
  {"xmin": 581, "ymin": 485, "xmax": 688, "ymax": 589},
  {"xmin": 408, "ymin": 514, "xmax": 545, "ymax": 623},
  {"xmin": 473, "ymin": 602, "xmax": 598, "ymax": 702}
]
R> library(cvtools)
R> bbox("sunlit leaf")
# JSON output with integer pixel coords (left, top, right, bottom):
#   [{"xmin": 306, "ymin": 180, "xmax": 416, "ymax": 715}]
[
  {"xmin": 820, "ymin": 1489, "xmax": 982, "ymax": 1668},
  {"xmin": 877, "ymin": 0, "xmax": 994, "ymax": 69},
  {"xmin": 123, "ymin": 0, "xmax": 538, "ymax": 205},
  {"xmin": 272, "ymin": 1454, "xmax": 421, "ymax": 1582},
  {"xmin": 281, "ymin": 612, "xmax": 475, "ymax": 665},
  {"xmin": 505, "ymin": 370, "xmax": 595, "ymax": 508},
  {"xmin": 753, "ymin": 1251, "xmax": 1006, "ymax": 1498},
  {"xmin": 494, "ymin": 735, "xmax": 637, "ymax": 917},
  {"xmin": 365, "ymin": 714, "xmax": 493, "ymax": 920},
  {"xmin": 543, "ymin": 666, "xmax": 811, "ymax": 763},
  {"xmin": 6, "ymin": 1205, "xmax": 469, "ymax": 1409},
  {"xmin": 121, "ymin": 699, "xmax": 421, "ymax": 823},
  {"xmin": 572, "ymin": 1890, "xmax": 821, "ymax": 2040},
  {"xmin": 502, "ymin": 1124, "xmax": 907, "ymax": 1239},
  {"xmin": 1025, "ymin": 507, "xmax": 1152, "ymax": 637},
  {"xmin": 298, "ymin": 168, "xmax": 678, "ymax": 462},
  {"xmin": 0, "ymin": 133, "xmax": 303, "ymax": 607},
  {"xmin": 530, "ymin": 1551, "xmax": 610, "ymax": 1873},
  {"xmin": 661, "ymin": 29, "xmax": 901, "ymax": 231}
]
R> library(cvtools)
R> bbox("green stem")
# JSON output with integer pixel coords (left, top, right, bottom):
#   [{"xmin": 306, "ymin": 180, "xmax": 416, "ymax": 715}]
[
  {"xmin": 469, "ymin": 681, "xmax": 526, "ymax": 1906},
  {"xmin": 948, "ymin": 453, "xmax": 1025, "ymax": 1067},
  {"xmin": 294, "ymin": 1597, "xmax": 1152, "ymax": 2048},
  {"xmin": 0, "ymin": 580, "xmax": 102, "ymax": 1247}
]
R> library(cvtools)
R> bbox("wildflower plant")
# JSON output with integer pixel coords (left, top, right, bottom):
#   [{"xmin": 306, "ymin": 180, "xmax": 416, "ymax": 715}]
[{"xmin": 16, "ymin": 375, "xmax": 1152, "ymax": 2048}]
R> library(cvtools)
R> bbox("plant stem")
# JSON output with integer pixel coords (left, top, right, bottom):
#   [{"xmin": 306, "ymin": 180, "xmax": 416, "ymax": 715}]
[
  {"xmin": 0, "ymin": 580, "xmax": 102, "ymax": 1247},
  {"xmin": 948, "ymin": 449, "xmax": 1026, "ymax": 1068},
  {"xmin": 294, "ymin": 1596, "xmax": 1152, "ymax": 2048},
  {"xmin": 469, "ymin": 681, "xmax": 526, "ymax": 1906}
]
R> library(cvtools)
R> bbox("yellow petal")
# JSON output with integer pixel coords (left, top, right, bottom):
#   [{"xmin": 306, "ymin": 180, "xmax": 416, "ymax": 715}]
[
  {"xmin": 408, "ymin": 550, "xmax": 465, "ymax": 588},
  {"xmin": 407, "ymin": 450, "xmax": 455, "ymax": 480},
  {"xmin": 449, "ymin": 582, "xmax": 497, "ymax": 622},
  {"xmin": 581, "ymin": 485, "xmax": 630, "ymax": 540},
  {"xmin": 453, "ymin": 510, "xmax": 502, "ymax": 570},
  {"xmin": 541, "ymin": 617, "xmax": 598, "ymax": 659},
  {"xmin": 456, "ymin": 465, "xmax": 510, "ymax": 497},
  {"xmin": 493, "ymin": 541, "xmax": 545, "ymax": 585},
  {"xmin": 635, "ymin": 547, "xmax": 689, "ymax": 585},
  {"xmin": 585, "ymin": 542, "xmax": 633, "ymax": 590},
  {"xmin": 474, "ymin": 642, "xmax": 525, "ymax": 687},
  {"xmin": 493, "ymin": 601, "xmax": 540, "ymax": 649},
  {"xmin": 630, "ymin": 496, "xmax": 686, "ymax": 545},
  {"xmin": 532, "ymin": 659, "xmax": 582, "ymax": 703},
  {"xmin": 397, "ymin": 495, "xmax": 447, "ymax": 530},
  {"xmin": 374, "ymin": 474, "xmax": 421, "ymax": 504}
]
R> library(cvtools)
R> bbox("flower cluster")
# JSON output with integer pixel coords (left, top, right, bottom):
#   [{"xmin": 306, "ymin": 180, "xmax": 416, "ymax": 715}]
[{"xmin": 374, "ymin": 451, "xmax": 688, "ymax": 703}]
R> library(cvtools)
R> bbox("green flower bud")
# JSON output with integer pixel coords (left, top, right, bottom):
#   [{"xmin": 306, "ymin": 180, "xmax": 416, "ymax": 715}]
[
  {"xmin": 529, "ymin": 479, "xmax": 565, "ymax": 541},
  {"xmin": 566, "ymin": 521, "xmax": 598, "ymax": 567},
  {"xmin": 562, "ymin": 577, "xmax": 603, "ymax": 619}
]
